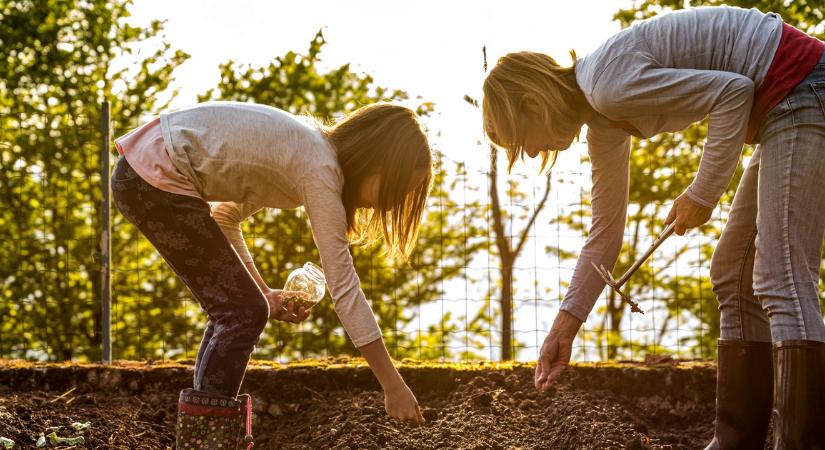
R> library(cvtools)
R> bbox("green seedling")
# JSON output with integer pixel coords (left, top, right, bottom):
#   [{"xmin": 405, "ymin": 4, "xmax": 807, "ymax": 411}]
[
  {"xmin": 47, "ymin": 432, "xmax": 84, "ymax": 446},
  {"xmin": 70, "ymin": 422, "xmax": 91, "ymax": 432},
  {"xmin": 0, "ymin": 436, "xmax": 14, "ymax": 449},
  {"xmin": 35, "ymin": 429, "xmax": 85, "ymax": 447}
]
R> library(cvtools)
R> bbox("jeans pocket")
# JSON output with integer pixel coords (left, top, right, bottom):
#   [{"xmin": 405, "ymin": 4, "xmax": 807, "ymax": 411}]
[
  {"xmin": 809, "ymin": 82, "xmax": 825, "ymax": 119},
  {"xmin": 766, "ymin": 96, "xmax": 794, "ymax": 122}
]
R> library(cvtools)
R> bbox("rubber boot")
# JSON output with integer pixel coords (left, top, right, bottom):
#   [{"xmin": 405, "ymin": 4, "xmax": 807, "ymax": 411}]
[
  {"xmin": 176, "ymin": 388, "xmax": 255, "ymax": 450},
  {"xmin": 772, "ymin": 340, "xmax": 825, "ymax": 450},
  {"xmin": 704, "ymin": 340, "xmax": 773, "ymax": 450}
]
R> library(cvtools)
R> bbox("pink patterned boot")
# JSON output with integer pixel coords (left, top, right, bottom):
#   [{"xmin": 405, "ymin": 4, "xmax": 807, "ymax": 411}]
[{"xmin": 175, "ymin": 388, "xmax": 254, "ymax": 450}]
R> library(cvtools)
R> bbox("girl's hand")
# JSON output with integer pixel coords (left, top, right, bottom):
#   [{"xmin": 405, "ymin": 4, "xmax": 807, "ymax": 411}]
[
  {"xmin": 264, "ymin": 289, "xmax": 310, "ymax": 323},
  {"xmin": 384, "ymin": 382, "xmax": 425, "ymax": 424},
  {"xmin": 534, "ymin": 310, "xmax": 583, "ymax": 392},
  {"xmin": 665, "ymin": 192, "xmax": 713, "ymax": 236}
]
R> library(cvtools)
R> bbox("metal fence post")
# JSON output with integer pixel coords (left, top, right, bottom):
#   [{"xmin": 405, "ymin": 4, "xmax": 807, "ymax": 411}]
[{"xmin": 100, "ymin": 101, "xmax": 112, "ymax": 364}]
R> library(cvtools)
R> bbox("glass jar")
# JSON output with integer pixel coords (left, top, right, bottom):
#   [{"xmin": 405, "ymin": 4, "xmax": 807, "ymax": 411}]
[{"xmin": 282, "ymin": 262, "xmax": 326, "ymax": 310}]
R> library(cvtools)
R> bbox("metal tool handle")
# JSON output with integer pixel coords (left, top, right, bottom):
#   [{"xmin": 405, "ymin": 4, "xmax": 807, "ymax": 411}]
[{"xmin": 614, "ymin": 221, "xmax": 677, "ymax": 288}]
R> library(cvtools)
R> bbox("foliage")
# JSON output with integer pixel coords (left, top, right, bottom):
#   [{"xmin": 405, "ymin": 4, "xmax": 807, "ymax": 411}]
[{"xmin": 0, "ymin": 0, "xmax": 188, "ymax": 360}]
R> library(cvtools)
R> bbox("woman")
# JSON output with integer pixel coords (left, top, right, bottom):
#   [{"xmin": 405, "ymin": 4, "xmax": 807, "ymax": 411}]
[{"xmin": 482, "ymin": 6, "xmax": 825, "ymax": 449}]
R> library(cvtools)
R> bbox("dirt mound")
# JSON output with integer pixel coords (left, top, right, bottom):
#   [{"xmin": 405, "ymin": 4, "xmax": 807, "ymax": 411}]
[{"xmin": 0, "ymin": 360, "xmax": 716, "ymax": 449}]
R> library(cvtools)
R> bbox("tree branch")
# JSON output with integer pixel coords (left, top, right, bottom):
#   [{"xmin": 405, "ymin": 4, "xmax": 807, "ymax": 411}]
[{"xmin": 514, "ymin": 171, "xmax": 552, "ymax": 257}]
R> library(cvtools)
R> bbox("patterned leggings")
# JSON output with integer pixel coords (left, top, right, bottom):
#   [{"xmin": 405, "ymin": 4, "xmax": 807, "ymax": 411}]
[{"xmin": 111, "ymin": 157, "xmax": 269, "ymax": 398}]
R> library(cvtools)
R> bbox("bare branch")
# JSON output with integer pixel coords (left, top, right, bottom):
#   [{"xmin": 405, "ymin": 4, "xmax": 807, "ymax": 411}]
[{"xmin": 513, "ymin": 171, "xmax": 552, "ymax": 257}]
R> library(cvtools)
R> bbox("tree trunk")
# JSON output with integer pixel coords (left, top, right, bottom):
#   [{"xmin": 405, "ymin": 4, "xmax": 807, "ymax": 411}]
[{"xmin": 501, "ymin": 259, "xmax": 514, "ymax": 360}]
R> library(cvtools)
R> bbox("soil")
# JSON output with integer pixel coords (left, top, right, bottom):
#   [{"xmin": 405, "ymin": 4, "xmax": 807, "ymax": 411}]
[{"xmin": 0, "ymin": 359, "xmax": 717, "ymax": 449}]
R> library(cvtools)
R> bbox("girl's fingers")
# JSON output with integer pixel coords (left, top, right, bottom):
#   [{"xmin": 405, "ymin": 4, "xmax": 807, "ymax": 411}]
[{"xmin": 285, "ymin": 301, "xmax": 300, "ymax": 322}]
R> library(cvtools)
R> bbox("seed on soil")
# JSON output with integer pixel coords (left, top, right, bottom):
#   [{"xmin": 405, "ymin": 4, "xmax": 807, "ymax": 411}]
[{"xmin": 267, "ymin": 404, "xmax": 283, "ymax": 416}]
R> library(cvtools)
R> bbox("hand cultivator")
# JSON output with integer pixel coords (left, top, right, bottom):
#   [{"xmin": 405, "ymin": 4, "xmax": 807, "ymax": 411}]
[{"xmin": 591, "ymin": 222, "xmax": 677, "ymax": 314}]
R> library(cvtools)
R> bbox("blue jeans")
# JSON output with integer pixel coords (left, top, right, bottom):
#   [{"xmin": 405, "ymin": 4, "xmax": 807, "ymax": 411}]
[{"xmin": 712, "ymin": 54, "xmax": 825, "ymax": 343}]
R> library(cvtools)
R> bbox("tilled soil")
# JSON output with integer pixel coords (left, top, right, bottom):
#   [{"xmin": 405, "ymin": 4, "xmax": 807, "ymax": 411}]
[{"xmin": 0, "ymin": 360, "xmax": 716, "ymax": 449}]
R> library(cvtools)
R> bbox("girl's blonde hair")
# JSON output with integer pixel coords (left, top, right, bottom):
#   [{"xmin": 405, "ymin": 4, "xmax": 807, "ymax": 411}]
[
  {"xmin": 482, "ymin": 51, "xmax": 582, "ymax": 172},
  {"xmin": 325, "ymin": 103, "xmax": 433, "ymax": 261}
]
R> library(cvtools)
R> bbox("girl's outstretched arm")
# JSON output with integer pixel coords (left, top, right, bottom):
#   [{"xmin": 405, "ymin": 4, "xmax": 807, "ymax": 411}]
[{"xmin": 359, "ymin": 338, "xmax": 425, "ymax": 424}]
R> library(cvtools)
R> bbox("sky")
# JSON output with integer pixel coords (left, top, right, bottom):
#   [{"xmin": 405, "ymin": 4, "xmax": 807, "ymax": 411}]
[
  {"xmin": 125, "ymin": 0, "xmax": 628, "ymax": 172},
  {"xmin": 118, "ymin": 0, "xmax": 710, "ymax": 361}
]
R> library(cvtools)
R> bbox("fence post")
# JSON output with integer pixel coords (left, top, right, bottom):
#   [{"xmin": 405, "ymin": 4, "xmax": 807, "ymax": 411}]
[{"xmin": 100, "ymin": 101, "xmax": 112, "ymax": 364}]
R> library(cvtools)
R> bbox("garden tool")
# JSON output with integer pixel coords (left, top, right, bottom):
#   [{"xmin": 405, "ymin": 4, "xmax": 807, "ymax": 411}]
[{"xmin": 590, "ymin": 221, "xmax": 677, "ymax": 314}]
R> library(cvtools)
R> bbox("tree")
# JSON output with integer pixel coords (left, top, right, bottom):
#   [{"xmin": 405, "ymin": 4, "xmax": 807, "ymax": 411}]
[
  {"xmin": 489, "ymin": 148, "xmax": 551, "ymax": 360},
  {"xmin": 197, "ymin": 30, "xmax": 486, "ymax": 359},
  {"xmin": 0, "ymin": 0, "xmax": 188, "ymax": 360},
  {"xmin": 464, "ymin": 76, "xmax": 553, "ymax": 361}
]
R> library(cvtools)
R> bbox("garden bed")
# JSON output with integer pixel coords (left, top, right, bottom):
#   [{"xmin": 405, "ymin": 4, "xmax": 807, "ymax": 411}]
[{"xmin": 0, "ymin": 358, "xmax": 717, "ymax": 449}]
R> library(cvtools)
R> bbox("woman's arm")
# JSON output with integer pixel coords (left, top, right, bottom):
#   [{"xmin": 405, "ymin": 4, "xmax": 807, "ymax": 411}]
[
  {"xmin": 594, "ymin": 56, "xmax": 754, "ymax": 210},
  {"xmin": 535, "ymin": 125, "xmax": 630, "ymax": 391},
  {"xmin": 559, "ymin": 125, "xmax": 632, "ymax": 321}
]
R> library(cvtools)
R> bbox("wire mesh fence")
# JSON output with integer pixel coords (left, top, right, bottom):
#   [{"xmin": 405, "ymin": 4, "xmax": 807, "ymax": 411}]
[
  {"xmin": 0, "ymin": 107, "xmax": 105, "ymax": 361},
  {"xmin": 1, "ymin": 104, "xmax": 724, "ymax": 363}
]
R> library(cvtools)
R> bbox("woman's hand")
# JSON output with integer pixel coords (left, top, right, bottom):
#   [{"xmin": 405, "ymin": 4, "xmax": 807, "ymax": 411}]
[
  {"xmin": 665, "ymin": 192, "xmax": 714, "ymax": 236},
  {"xmin": 535, "ymin": 310, "xmax": 583, "ymax": 392},
  {"xmin": 384, "ymin": 381, "xmax": 425, "ymax": 424},
  {"xmin": 264, "ymin": 289, "xmax": 310, "ymax": 323}
]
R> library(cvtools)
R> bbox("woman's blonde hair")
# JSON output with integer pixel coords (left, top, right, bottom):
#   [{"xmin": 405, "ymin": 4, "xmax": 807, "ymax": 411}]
[
  {"xmin": 482, "ymin": 51, "xmax": 582, "ymax": 172},
  {"xmin": 324, "ymin": 103, "xmax": 433, "ymax": 261}
]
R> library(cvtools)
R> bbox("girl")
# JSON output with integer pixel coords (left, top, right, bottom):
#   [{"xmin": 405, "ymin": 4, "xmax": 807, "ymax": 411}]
[
  {"xmin": 482, "ymin": 6, "xmax": 825, "ymax": 449},
  {"xmin": 112, "ymin": 101, "xmax": 430, "ymax": 448}
]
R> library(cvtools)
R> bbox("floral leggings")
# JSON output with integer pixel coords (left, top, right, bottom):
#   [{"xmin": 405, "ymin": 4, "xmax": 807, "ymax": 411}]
[{"xmin": 111, "ymin": 157, "xmax": 269, "ymax": 398}]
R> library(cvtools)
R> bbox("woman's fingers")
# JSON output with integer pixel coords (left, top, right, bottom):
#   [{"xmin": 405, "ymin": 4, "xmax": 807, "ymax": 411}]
[
  {"xmin": 543, "ymin": 362, "xmax": 567, "ymax": 391},
  {"xmin": 664, "ymin": 204, "xmax": 677, "ymax": 226},
  {"xmin": 668, "ymin": 193, "xmax": 714, "ymax": 235},
  {"xmin": 535, "ymin": 337, "xmax": 559, "ymax": 390},
  {"xmin": 534, "ymin": 356, "xmax": 549, "ymax": 389}
]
